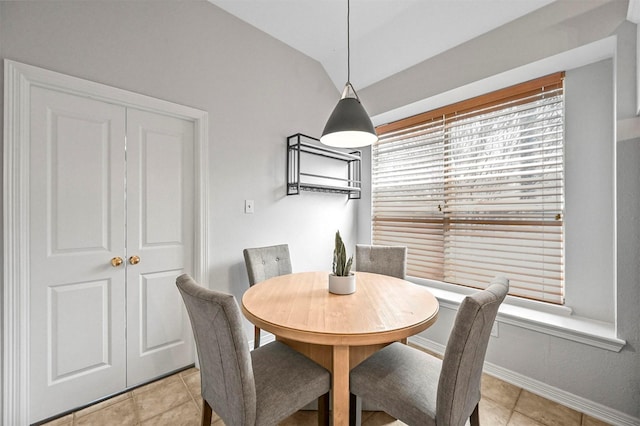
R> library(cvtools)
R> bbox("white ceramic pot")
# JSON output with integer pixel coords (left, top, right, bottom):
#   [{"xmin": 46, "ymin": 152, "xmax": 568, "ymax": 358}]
[{"xmin": 328, "ymin": 273, "xmax": 356, "ymax": 295}]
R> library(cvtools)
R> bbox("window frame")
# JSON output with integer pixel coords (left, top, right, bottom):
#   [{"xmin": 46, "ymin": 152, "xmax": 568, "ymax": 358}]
[
  {"xmin": 362, "ymin": 42, "xmax": 623, "ymax": 351},
  {"xmin": 372, "ymin": 73, "xmax": 566, "ymax": 304}
]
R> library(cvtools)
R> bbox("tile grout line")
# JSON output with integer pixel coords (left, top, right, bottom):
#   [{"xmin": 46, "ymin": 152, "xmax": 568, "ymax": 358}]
[
  {"xmin": 510, "ymin": 387, "xmax": 547, "ymax": 426},
  {"xmin": 505, "ymin": 387, "xmax": 524, "ymax": 425},
  {"xmin": 180, "ymin": 372, "xmax": 202, "ymax": 417},
  {"xmin": 131, "ymin": 391, "xmax": 142, "ymax": 426}
]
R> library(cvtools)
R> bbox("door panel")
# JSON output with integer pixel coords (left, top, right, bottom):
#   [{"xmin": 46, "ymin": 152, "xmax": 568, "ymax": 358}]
[
  {"xmin": 49, "ymin": 280, "xmax": 113, "ymax": 381},
  {"xmin": 125, "ymin": 108, "xmax": 195, "ymax": 386},
  {"xmin": 142, "ymin": 129, "xmax": 184, "ymax": 245},
  {"xmin": 29, "ymin": 87, "xmax": 127, "ymax": 423},
  {"xmin": 51, "ymin": 112, "xmax": 111, "ymax": 251},
  {"xmin": 139, "ymin": 270, "xmax": 188, "ymax": 353}
]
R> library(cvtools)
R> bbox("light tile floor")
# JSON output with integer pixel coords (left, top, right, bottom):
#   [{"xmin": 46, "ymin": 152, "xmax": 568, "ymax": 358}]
[{"xmin": 41, "ymin": 365, "xmax": 613, "ymax": 426}]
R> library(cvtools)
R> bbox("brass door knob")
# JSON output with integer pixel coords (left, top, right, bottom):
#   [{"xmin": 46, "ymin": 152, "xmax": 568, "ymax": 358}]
[
  {"xmin": 129, "ymin": 255, "xmax": 141, "ymax": 265},
  {"xmin": 111, "ymin": 257, "xmax": 124, "ymax": 267}
]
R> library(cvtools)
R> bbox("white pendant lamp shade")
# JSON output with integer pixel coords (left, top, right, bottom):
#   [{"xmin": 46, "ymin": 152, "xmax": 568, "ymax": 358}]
[
  {"xmin": 320, "ymin": 0, "xmax": 377, "ymax": 148},
  {"xmin": 321, "ymin": 84, "xmax": 378, "ymax": 148}
]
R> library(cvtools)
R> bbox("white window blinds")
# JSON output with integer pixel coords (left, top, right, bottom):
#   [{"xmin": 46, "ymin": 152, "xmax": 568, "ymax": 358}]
[{"xmin": 372, "ymin": 73, "xmax": 565, "ymax": 304}]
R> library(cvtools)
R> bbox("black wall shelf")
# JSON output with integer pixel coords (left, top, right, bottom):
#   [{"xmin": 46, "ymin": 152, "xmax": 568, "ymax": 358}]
[{"xmin": 287, "ymin": 133, "xmax": 362, "ymax": 200}]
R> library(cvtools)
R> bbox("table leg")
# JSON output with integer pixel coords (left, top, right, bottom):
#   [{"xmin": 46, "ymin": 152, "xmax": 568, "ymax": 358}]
[{"xmin": 332, "ymin": 345, "xmax": 350, "ymax": 426}]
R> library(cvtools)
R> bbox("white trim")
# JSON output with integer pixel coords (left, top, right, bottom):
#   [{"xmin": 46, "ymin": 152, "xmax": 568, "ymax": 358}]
[
  {"xmin": 483, "ymin": 363, "xmax": 640, "ymax": 426},
  {"xmin": 628, "ymin": 0, "xmax": 640, "ymax": 23},
  {"xmin": 2, "ymin": 56, "xmax": 32, "ymax": 426},
  {"xmin": 417, "ymin": 282, "xmax": 625, "ymax": 352},
  {"xmin": 497, "ymin": 307, "xmax": 624, "ymax": 352},
  {"xmin": 2, "ymin": 59, "xmax": 210, "ymax": 425},
  {"xmin": 636, "ymin": 24, "xmax": 640, "ymax": 116},
  {"xmin": 193, "ymin": 107, "xmax": 210, "ymax": 290},
  {"xmin": 371, "ymin": 36, "xmax": 625, "ymax": 353},
  {"xmin": 628, "ymin": 2, "xmax": 640, "ymax": 115},
  {"xmin": 372, "ymin": 36, "xmax": 617, "ymax": 127},
  {"xmin": 409, "ymin": 335, "xmax": 639, "ymax": 426},
  {"xmin": 414, "ymin": 277, "xmax": 574, "ymax": 316}
]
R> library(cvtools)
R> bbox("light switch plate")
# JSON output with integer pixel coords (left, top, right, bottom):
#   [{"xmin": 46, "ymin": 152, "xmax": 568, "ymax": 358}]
[{"xmin": 245, "ymin": 199, "xmax": 254, "ymax": 214}]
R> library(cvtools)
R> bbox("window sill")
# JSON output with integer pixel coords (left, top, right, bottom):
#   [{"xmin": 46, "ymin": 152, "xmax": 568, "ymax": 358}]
[{"xmin": 412, "ymin": 278, "xmax": 626, "ymax": 353}]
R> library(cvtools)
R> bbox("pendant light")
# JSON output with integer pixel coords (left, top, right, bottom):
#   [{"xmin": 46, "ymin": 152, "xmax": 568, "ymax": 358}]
[{"xmin": 320, "ymin": 0, "xmax": 378, "ymax": 148}]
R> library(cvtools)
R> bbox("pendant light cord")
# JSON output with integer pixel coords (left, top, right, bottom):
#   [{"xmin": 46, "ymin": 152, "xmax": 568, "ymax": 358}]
[
  {"xmin": 342, "ymin": 0, "xmax": 360, "ymax": 101},
  {"xmin": 347, "ymin": 0, "xmax": 350, "ymax": 85}
]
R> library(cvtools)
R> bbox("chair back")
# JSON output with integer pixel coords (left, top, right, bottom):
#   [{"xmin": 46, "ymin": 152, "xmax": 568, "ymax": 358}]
[
  {"xmin": 176, "ymin": 274, "xmax": 257, "ymax": 425},
  {"xmin": 243, "ymin": 244, "xmax": 292, "ymax": 285},
  {"xmin": 436, "ymin": 276, "xmax": 509, "ymax": 426},
  {"xmin": 355, "ymin": 244, "xmax": 408, "ymax": 279}
]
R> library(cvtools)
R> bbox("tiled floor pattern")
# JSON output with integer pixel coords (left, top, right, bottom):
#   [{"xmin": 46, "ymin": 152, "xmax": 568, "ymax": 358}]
[{"xmin": 41, "ymin": 366, "xmax": 612, "ymax": 426}]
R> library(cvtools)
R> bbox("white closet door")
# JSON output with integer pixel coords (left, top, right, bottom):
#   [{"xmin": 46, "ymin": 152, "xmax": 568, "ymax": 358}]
[
  {"xmin": 124, "ymin": 108, "xmax": 195, "ymax": 386},
  {"xmin": 29, "ymin": 86, "xmax": 127, "ymax": 422},
  {"xmin": 28, "ymin": 91, "xmax": 196, "ymax": 423}
]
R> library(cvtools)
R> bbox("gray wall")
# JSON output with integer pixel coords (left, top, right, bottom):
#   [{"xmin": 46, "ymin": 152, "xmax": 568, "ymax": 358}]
[
  {"xmin": 359, "ymin": 0, "xmax": 640, "ymax": 420},
  {"xmin": 0, "ymin": 0, "xmax": 358, "ymax": 419},
  {"xmin": 0, "ymin": 1, "xmax": 357, "ymax": 308}
]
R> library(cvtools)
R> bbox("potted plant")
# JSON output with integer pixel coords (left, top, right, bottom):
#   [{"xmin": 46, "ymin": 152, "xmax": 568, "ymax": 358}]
[{"xmin": 329, "ymin": 230, "xmax": 356, "ymax": 294}]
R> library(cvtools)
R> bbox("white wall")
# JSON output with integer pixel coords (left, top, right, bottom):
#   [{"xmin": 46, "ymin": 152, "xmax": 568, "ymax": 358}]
[
  {"xmin": 359, "ymin": 0, "xmax": 640, "ymax": 421},
  {"xmin": 0, "ymin": 0, "xmax": 359, "ymax": 418}
]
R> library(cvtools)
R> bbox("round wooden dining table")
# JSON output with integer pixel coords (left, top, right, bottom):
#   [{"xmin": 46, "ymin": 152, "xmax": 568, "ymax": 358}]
[{"xmin": 241, "ymin": 271, "xmax": 439, "ymax": 426}]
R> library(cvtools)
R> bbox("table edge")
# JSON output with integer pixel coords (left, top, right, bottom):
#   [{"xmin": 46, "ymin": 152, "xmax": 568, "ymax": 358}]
[{"xmin": 242, "ymin": 302, "xmax": 439, "ymax": 346}]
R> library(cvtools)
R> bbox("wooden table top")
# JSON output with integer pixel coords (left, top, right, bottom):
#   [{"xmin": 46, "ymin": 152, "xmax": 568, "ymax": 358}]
[{"xmin": 241, "ymin": 271, "xmax": 439, "ymax": 346}]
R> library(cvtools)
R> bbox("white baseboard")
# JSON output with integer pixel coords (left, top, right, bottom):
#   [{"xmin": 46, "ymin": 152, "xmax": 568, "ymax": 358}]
[{"xmin": 409, "ymin": 335, "xmax": 640, "ymax": 426}]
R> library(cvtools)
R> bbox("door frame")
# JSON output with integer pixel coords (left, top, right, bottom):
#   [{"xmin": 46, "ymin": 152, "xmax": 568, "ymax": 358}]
[{"xmin": 2, "ymin": 59, "xmax": 210, "ymax": 425}]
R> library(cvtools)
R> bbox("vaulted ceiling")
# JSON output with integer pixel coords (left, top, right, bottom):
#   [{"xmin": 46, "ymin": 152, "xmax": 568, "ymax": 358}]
[{"xmin": 208, "ymin": 0, "xmax": 556, "ymax": 90}]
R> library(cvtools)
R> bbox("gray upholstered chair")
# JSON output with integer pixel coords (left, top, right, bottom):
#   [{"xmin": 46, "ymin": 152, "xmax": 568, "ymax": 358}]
[
  {"xmin": 243, "ymin": 244, "xmax": 292, "ymax": 349},
  {"xmin": 176, "ymin": 274, "xmax": 330, "ymax": 426},
  {"xmin": 349, "ymin": 276, "xmax": 509, "ymax": 426},
  {"xmin": 355, "ymin": 244, "xmax": 408, "ymax": 279}
]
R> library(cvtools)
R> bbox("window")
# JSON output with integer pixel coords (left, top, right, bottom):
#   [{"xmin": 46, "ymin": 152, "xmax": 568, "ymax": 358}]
[{"xmin": 372, "ymin": 73, "xmax": 565, "ymax": 304}]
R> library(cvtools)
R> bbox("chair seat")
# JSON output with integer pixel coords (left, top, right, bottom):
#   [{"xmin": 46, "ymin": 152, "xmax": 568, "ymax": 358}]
[
  {"xmin": 350, "ymin": 342, "xmax": 441, "ymax": 426},
  {"xmin": 253, "ymin": 341, "xmax": 331, "ymax": 426},
  {"xmin": 350, "ymin": 277, "xmax": 509, "ymax": 426}
]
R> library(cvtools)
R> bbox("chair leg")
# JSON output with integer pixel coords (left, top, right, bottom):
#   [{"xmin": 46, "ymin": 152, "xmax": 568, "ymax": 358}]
[
  {"xmin": 254, "ymin": 326, "xmax": 261, "ymax": 350},
  {"xmin": 201, "ymin": 399, "xmax": 213, "ymax": 426},
  {"xmin": 317, "ymin": 392, "xmax": 330, "ymax": 426},
  {"xmin": 470, "ymin": 402, "xmax": 480, "ymax": 426},
  {"xmin": 349, "ymin": 394, "xmax": 362, "ymax": 426}
]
